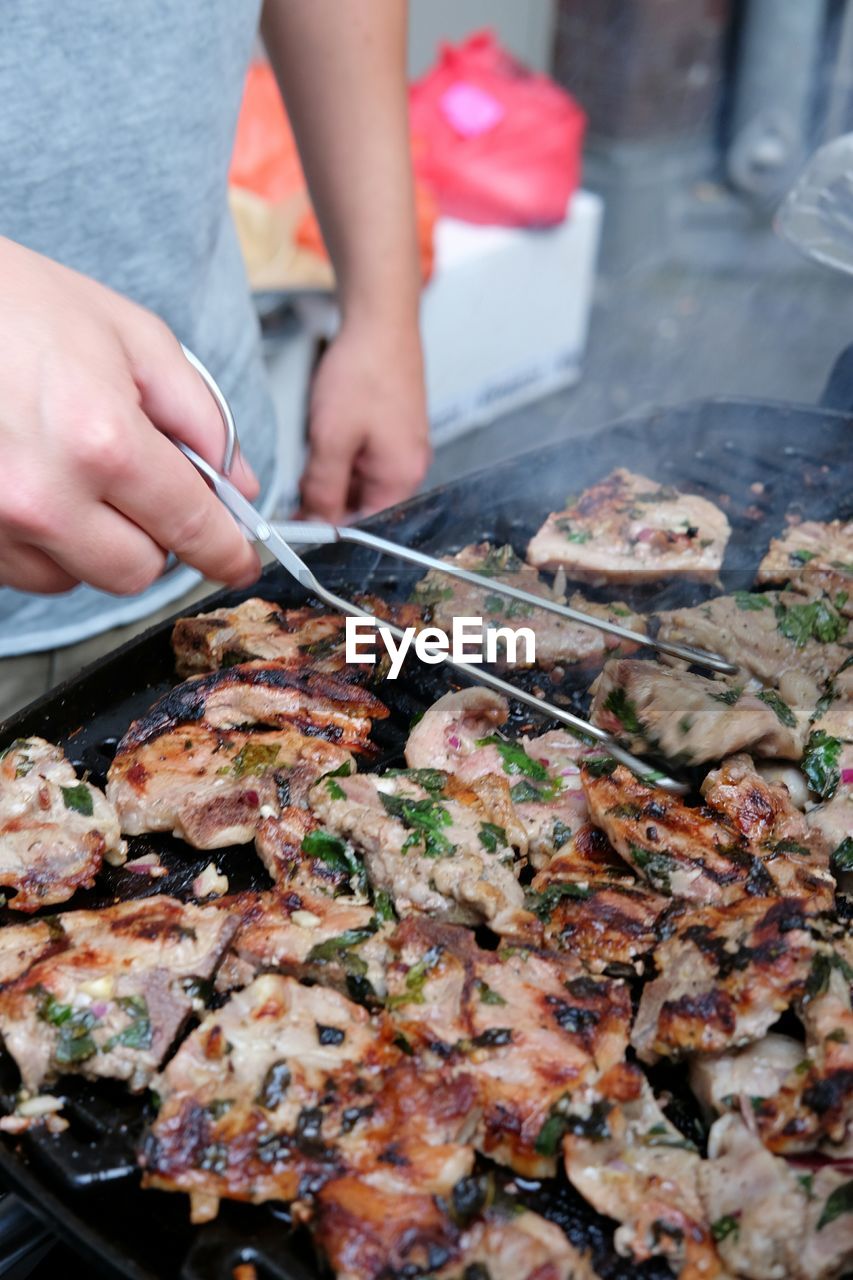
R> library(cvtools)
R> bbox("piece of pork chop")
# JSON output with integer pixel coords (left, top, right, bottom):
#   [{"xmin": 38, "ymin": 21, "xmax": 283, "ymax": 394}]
[
  {"xmin": 632, "ymin": 896, "xmax": 817, "ymax": 1062},
  {"xmin": 412, "ymin": 541, "xmax": 646, "ymax": 672},
  {"xmin": 562, "ymin": 1062, "xmax": 719, "ymax": 1279},
  {"xmin": 0, "ymin": 896, "xmax": 237, "ymax": 1092},
  {"xmin": 384, "ymin": 917, "xmax": 631, "ymax": 1179},
  {"xmin": 591, "ymin": 659, "xmax": 807, "ymax": 764},
  {"xmin": 0, "ymin": 737, "xmax": 125, "ymax": 912},
  {"xmin": 757, "ymin": 518, "xmax": 853, "ymax": 616},
  {"xmin": 143, "ymin": 973, "xmax": 477, "ymax": 1224},
  {"xmin": 405, "ymin": 689, "xmax": 588, "ymax": 868},
  {"xmin": 309, "ymin": 768, "xmax": 529, "ymax": 933},
  {"xmin": 527, "ymin": 468, "xmax": 731, "ymax": 584}
]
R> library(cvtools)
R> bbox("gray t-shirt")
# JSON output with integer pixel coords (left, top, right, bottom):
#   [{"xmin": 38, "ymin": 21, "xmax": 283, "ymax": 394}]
[{"xmin": 0, "ymin": 1, "xmax": 276, "ymax": 656}]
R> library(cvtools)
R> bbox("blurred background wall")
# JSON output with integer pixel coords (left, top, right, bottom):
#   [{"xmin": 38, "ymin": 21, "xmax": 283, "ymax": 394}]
[{"xmin": 407, "ymin": 0, "xmax": 557, "ymax": 75}]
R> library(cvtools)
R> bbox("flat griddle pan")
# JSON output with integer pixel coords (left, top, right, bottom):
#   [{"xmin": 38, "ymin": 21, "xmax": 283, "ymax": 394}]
[{"xmin": 0, "ymin": 396, "xmax": 849, "ymax": 1280}]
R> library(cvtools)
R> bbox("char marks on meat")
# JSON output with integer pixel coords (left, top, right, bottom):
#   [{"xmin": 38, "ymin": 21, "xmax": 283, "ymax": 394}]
[
  {"xmin": 0, "ymin": 737, "xmax": 125, "ymax": 912},
  {"xmin": 0, "ymin": 896, "xmax": 237, "ymax": 1092},
  {"xmin": 383, "ymin": 917, "xmax": 631, "ymax": 1178},
  {"xmin": 527, "ymin": 468, "xmax": 730, "ymax": 583}
]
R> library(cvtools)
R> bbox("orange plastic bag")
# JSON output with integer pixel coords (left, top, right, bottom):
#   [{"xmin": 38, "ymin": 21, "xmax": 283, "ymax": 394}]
[
  {"xmin": 230, "ymin": 61, "xmax": 437, "ymax": 284},
  {"xmin": 409, "ymin": 31, "xmax": 585, "ymax": 227}
]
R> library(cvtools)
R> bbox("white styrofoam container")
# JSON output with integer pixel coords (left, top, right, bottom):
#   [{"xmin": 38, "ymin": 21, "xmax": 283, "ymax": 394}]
[
  {"xmin": 290, "ymin": 189, "xmax": 602, "ymax": 449},
  {"xmin": 421, "ymin": 190, "xmax": 603, "ymax": 443}
]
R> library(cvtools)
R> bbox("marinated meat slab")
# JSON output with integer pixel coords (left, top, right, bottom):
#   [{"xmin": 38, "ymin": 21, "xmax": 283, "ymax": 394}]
[
  {"xmin": 701, "ymin": 1114, "xmax": 853, "ymax": 1280},
  {"xmin": 0, "ymin": 737, "xmax": 125, "ymax": 912},
  {"xmin": 527, "ymin": 468, "xmax": 731, "ymax": 583},
  {"xmin": 383, "ymin": 918, "xmax": 631, "ymax": 1178},
  {"xmin": 656, "ymin": 587, "xmax": 851, "ymax": 711},
  {"xmin": 811, "ymin": 658, "xmax": 853, "ymax": 741},
  {"xmin": 582, "ymin": 756, "xmax": 833, "ymax": 909},
  {"xmin": 687, "ymin": 1032, "xmax": 805, "ymax": 1121},
  {"xmin": 314, "ymin": 1179, "xmax": 597, "ymax": 1280},
  {"xmin": 309, "ymin": 768, "xmax": 528, "ymax": 933},
  {"xmin": 757, "ymin": 518, "xmax": 853, "ymax": 613},
  {"xmin": 107, "ymin": 723, "xmax": 355, "ymax": 848},
  {"xmin": 171, "ymin": 597, "xmax": 419, "ymax": 679},
  {"xmin": 526, "ymin": 825, "xmax": 667, "ymax": 975},
  {"xmin": 631, "ymin": 896, "xmax": 817, "ymax": 1062},
  {"xmin": 116, "ymin": 663, "xmax": 387, "ymax": 753},
  {"xmin": 143, "ymin": 974, "xmax": 477, "ymax": 1223},
  {"xmin": 0, "ymin": 896, "xmax": 237, "ymax": 1092},
  {"xmin": 753, "ymin": 948, "xmax": 853, "ymax": 1156},
  {"xmin": 591, "ymin": 659, "xmax": 807, "ymax": 764},
  {"xmin": 406, "ymin": 689, "xmax": 588, "ymax": 868},
  {"xmin": 562, "ymin": 1063, "xmax": 719, "ymax": 1279},
  {"xmin": 412, "ymin": 542, "xmax": 646, "ymax": 671}
]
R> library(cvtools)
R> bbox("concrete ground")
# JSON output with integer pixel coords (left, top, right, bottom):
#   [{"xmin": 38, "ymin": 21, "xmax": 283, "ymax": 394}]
[{"xmin": 426, "ymin": 246, "xmax": 853, "ymax": 488}]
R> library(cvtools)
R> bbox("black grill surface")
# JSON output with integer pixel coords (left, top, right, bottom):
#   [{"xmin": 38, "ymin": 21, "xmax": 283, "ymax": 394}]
[{"xmin": 0, "ymin": 397, "xmax": 850, "ymax": 1280}]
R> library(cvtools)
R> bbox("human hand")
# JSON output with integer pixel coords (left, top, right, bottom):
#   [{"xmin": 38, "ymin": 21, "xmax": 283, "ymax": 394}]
[
  {"xmin": 298, "ymin": 315, "xmax": 431, "ymax": 522},
  {"xmin": 0, "ymin": 238, "xmax": 261, "ymax": 595}
]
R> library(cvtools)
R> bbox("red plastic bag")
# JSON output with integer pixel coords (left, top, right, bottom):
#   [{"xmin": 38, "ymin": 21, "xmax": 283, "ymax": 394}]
[{"xmin": 409, "ymin": 31, "xmax": 585, "ymax": 227}]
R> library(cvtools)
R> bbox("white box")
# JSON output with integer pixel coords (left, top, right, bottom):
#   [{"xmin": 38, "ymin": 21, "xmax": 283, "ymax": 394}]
[
  {"xmin": 422, "ymin": 190, "xmax": 603, "ymax": 443},
  {"xmin": 291, "ymin": 189, "xmax": 602, "ymax": 448}
]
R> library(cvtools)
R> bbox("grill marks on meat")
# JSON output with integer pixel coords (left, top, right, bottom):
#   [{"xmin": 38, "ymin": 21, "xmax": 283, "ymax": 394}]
[
  {"xmin": 701, "ymin": 1114, "xmax": 853, "ymax": 1280},
  {"xmin": 143, "ymin": 974, "xmax": 477, "ymax": 1224},
  {"xmin": 561, "ymin": 1064, "xmax": 719, "ymax": 1279},
  {"xmin": 309, "ymin": 769, "xmax": 529, "ymax": 933},
  {"xmin": 314, "ymin": 1181, "xmax": 597, "ymax": 1280},
  {"xmin": 527, "ymin": 825, "xmax": 667, "ymax": 975},
  {"xmin": 412, "ymin": 541, "xmax": 646, "ymax": 671},
  {"xmin": 107, "ymin": 724, "xmax": 354, "ymax": 848},
  {"xmin": 0, "ymin": 737, "xmax": 125, "ymax": 912},
  {"xmin": 527, "ymin": 468, "xmax": 730, "ymax": 584},
  {"xmin": 107, "ymin": 665, "xmax": 386, "ymax": 848},
  {"xmin": 753, "ymin": 953, "xmax": 853, "ymax": 1157},
  {"xmin": 591, "ymin": 659, "xmax": 807, "ymax": 764},
  {"xmin": 405, "ymin": 689, "xmax": 588, "ymax": 869},
  {"xmin": 383, "ymin": 918, "xmax": 631, "ymax": 1178},
  {"xmin": 0, "ymin": 896, "xmax": 236, "ymax": 1092},
  {"xmin": 582, "ymin": 757, "xmax": 833, "ymax": 908},
  {"xmin": 114, "ymin": 663, "xmax": 388, "ymax": 752},
  {"xmin": 631, "ymin": 897, "xmax": 817, "ymax": 1063}
]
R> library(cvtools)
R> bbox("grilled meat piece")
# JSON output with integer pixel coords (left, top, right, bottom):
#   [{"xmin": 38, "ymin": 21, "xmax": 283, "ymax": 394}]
[
  {"xmin": 701, "ymin": 1114, "xmax": 853, "ymax": 1280},
  {"xmin": 309, "ymin": 769, "xmax": 528, "ymax": 932},
  {"xmin": 0, "ymin": 737, "xmax": 125, "ymax": 912},
  {"xmin": 632, "ymin": 896, "xmax": 817, "ymax": 1062},
  {"xmin": 143, "ymin": 974, "xmax": 477, "ymax": 1223},
  {"xmin": 757, "ymin": 518, "xmax": 853, "ymax": 611},
  {"xmin": 582, "ymin": 757, "xmax": 833, "ymax": 908},
  {"xmin": 688, "ymin": 1032, "xmax": 804, "ymax": 1122},
  {"xmin": 117, "ymin": 663, "xmax": 388, "ymax": 753},
  {"xmin": 384, "ymin": 918, "xmax": 631, "ymax": 1178},
  {"xmin": 107, "ymin": 724, "xmax": 354, "ymax": 848},
  {"xmin": 315, "ymin": 1177, "xmax": 598, "ymax": 1280},
  {"xmin": 582, "ymin": 761, "xmax": 766, "ymax": 904},
  {"xmin": 562, "ymin": 1063, "xmax": 718, "ymax": 1278},
  {"xmin": 656, "ymin": 588, "xmax": 850, "ymax": 707},
  {"xmin": 172, "ymin": 599, "xmax": 351, "ymax": 676},
  {"xmin": 527, "ymin": 468, "xmax": 730, "ymax": 584},
  {"xmin": 812, "ymin": 660, "xmax": 853, "ymax": 741},
  {"xmin": 527, "ymin": 825, "xmax": 667, "ymax": 975},
  {"xmin": 0, "ymin": 896, "xmax": 237, "ymax": 1092},
  {"xmin": 700, "ymin": 753, "xmax": 835, "ymax": 905},
  {"xmin": 591, "ymin": 659, "xmax": 807, "ymax": 763},
  {"xmin": 406, "ymin": 689, "xmax": 588, "ymax": 869},
  {"xmin": 412, "ymin": 542, "xmax": 646, "ymax": 671},
  {"xmin": 805, "ymin": 740, "xmax": 852, "ymax": 873},
  {"xmin": 753, "ymin": 949, "xmax": 853, "ymax": 1156}
]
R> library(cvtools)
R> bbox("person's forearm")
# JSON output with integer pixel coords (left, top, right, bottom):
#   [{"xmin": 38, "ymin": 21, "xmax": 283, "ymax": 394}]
[{"xmin": 261, "ymin": 0, "xmax": 420, "ymax": 328}]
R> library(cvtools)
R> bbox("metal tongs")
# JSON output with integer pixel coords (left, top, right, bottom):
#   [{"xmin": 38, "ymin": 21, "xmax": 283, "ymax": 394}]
[{"xmin": 175, "ymin": 351, "xmax": 736, "ymax": 795}]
